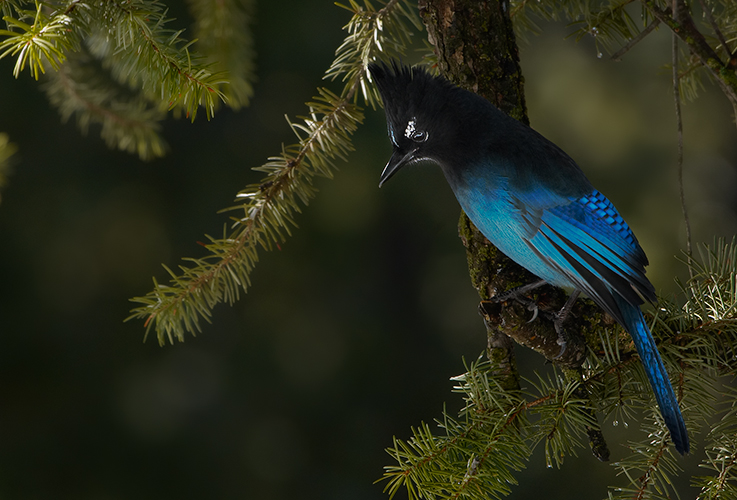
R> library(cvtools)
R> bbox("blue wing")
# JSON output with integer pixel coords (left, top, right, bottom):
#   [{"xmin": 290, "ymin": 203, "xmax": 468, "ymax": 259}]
[
  {"xmin": 450, "ymin": 167, "xmax": 689, "ymax": 453},
  {"xmin": 518, "ymin": 189, "xmax": 656, "ymax": 326},
  {"xmin": 515, "ymin": 188, "xmax": 688, "ymax": 454}
]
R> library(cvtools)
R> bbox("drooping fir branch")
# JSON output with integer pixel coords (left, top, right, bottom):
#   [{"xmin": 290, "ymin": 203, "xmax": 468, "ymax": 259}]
[
  {"xmin": 382, "ymin": 238, "xmax": 737, "ymax": 500},
  {"xmin": 187, "ymin": 0, "xmax": 255, "ymax": 110},
  {"xmin": 127, "ymin": 0, "xmax": 422, "ymax": 345},
  {"xmin": 42, "ymin": 47, "xmax": 168, "ymax": 160},
  {"xmin": 0, "ymin": 0, "xmax": 227, "ymax": 159},
  {"xmin": 0, "ymin": 132, "xmax": 18, "ymax": 203},
  {"xmin": 80, "ymin": 0, "xmax": 226, "ymax": 121}
]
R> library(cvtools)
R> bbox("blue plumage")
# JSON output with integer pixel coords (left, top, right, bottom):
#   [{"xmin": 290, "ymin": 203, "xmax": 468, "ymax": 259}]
[{"xmin": 370, "ymin": 62, "xmax": 689, "ymax": 455}]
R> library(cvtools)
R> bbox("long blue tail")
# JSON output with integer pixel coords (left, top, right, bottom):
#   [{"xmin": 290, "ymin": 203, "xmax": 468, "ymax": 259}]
[{"xmin": 615, "ymin": 296, "xmax": 689, "ymax": 454}]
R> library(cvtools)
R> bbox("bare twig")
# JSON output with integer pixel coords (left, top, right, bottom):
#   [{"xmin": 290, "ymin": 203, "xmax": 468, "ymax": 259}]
[
  {"xmin": 611, "ymin": 19, "xmax": 661, "ymax": 62},
  {"xmin": 672, "ymin": 0, "xmax": 694, "ymax": 278},
  {"xmin": 696, "ymin": 0, "xmax": 732, "ymax": 58},
  {"xmin": 644, "ymin": 0, "xmax": 737, "ymax": 142}
]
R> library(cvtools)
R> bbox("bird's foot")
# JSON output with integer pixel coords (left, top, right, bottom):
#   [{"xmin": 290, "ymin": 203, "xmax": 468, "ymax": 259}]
[
  {"xmin": 551, "ymin": 290, "xmax": 580, "ymax": 359},
  {"xmin": 491, "ymin": 280, "xmax": 547, "ymax": 323},
  {"xmin": 486, "ymin": 292, "xmax": 542, "ymax": 325},
  {"xmin": 490, "ymin": 283, "xmax": 583, "ymax": 361}
]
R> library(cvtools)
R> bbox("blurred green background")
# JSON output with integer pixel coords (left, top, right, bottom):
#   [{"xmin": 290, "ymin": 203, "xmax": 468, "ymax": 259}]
[{"xmin": 1, "ymin": 1, "xmax": 735, "ymax": 499}]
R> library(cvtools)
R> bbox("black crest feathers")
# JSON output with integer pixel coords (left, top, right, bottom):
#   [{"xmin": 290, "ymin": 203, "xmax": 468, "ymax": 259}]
[{"xmin": 369, "ymin": 62, "xmax": 457, "ymax": 130}]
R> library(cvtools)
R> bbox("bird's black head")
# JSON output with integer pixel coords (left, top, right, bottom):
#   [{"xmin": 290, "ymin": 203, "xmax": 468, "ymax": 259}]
[{"xmin": 369, "ymin": 62, "xmax": 469, "ymax": 186}]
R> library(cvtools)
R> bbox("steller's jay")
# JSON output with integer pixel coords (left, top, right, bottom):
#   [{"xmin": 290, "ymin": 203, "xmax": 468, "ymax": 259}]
[{"xmin": 369, "ymin": 61, "xmax": 689, "ymax": 455}]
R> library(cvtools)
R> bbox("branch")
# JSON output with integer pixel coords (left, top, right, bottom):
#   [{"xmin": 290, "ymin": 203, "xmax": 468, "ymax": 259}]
[
  {"xmin": 696, "ymin": 0, "xmax": 733, "ymax": 59},
  {"xmin": 129, "ymin": 87, "xmax": 362, "ymax": 344},
  {"xmin": 610, "ymin": 18, "xmax": 660, "ymax": 62},
  {"xmin": 43, "ymin": 49, "xmax": 168, "ymax": 160},
  {"xmin": 643, "ymin": 0, "xmax": 737, "ymax": 129},
  {"xmin": 0, "ymin": 3, "xmax": 78, "ymax": 78},
  {"xmin": 187, "ymin": 0, "xmax": 256, "ymax": 110},
  {"xmin": 85, "ymin": 0, "xmax": 226, "ymax": 120},
  {"xmin": 671, "ymin": 0, "xmax": 693, "ymax": 268},
  {"xmin": 385, "ymin": 238, "xmax": 737, "ymax": 500},
  {"xmin": 128, "ymin": 0, "xmax": 422, "ymax": 344}
]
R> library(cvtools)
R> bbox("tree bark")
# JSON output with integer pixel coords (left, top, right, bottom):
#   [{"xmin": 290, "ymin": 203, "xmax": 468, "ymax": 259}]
[
  {"xmin": 418, "ymin": 0, "xmax": 609, "ymax": 371},
  {"xmin": 418, "ymin": 2, "xmax": 614, "ymax": 460}
]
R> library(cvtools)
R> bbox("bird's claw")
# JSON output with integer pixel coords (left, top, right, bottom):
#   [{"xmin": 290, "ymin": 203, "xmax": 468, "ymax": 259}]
[
  {"xmin": 553, "ymin": 337, "xmax": 567, "ymax": 359},
  {"xmin": 491, "ymin": 282, "xmax": 575, "ymax": 360}
]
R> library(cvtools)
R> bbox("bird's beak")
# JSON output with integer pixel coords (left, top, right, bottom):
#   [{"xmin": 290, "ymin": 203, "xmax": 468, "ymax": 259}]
[{"xmin": 379, "ymin": 148, "xmax": 415, "ymax": 187}]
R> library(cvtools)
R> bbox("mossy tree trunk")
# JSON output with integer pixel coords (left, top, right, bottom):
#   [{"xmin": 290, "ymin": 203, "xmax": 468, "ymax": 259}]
[{"xmin": 417, "ymin": 3, "xmax": 613, "ymax": 459}]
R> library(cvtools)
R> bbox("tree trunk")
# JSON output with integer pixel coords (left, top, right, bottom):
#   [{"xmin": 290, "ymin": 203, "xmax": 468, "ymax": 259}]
[{"xmin": 418, "ymin": 1, "xmax": 612, "ymax": 459}]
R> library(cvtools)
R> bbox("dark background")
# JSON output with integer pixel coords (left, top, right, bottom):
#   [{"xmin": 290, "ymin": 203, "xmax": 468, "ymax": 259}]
[{"xmin": 1, "ymin": 1, "xmax": 736, "ymax": 498}]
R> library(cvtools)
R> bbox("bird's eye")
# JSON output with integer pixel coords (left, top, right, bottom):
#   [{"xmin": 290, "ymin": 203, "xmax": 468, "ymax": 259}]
[
  {"xmin": 410, "ymin": 130, "xmax": 428, "ymax": 142},
  {"xmin": 404, "ymin": 118, "xmax": 427, "ymax": 143}
]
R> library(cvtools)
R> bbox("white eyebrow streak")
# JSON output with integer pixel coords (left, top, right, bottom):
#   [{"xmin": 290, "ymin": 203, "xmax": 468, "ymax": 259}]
[{"xmin": 404, "ymin": 119, "xmax": 417, "ymax": 139}]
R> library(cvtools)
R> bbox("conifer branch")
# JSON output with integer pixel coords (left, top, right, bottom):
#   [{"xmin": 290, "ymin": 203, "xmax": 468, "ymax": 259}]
[
  {"xmin": 128, "ymin": 0, "xmax": 421, "ymax": 345},
  {"xmin": 509, "ymin": 0, "xmax": 737, "ymax": 127},
  {"xmin": 611, "ymin": 430, "xmax": 678, "ymax": 500},
  {"xmin": 383, "ymin": 239, "xmax": 737, "ymax": 500},
  {"xmin": 696, "ymin": 0, "xmax": 732, "ymax": 58},
  {"xmin": 43, "ymin": 48, "xmax": 168, "ymax": 160},
  {"xmin": 382, "ymin": 359, "xmax": 531, "ymax": 500},
  {"xmin": 0, "ymin": 1, "xmax": 77, "ymax": 78},
  {"xmin": 642, "ymin": 1, "xmax": 737, "ymax": 126},
  {"xmin": 0, "ymin": 0, "xmax": 228, "ymax": 157},
  {"xmin": 610, "ymin": 18, "xmax": 660, "ymax": 61},
  {"xmin": 82, "ymin": 0, "xmax": 226, "ymax": 120},
  {"xmin": 330, "ymin": 0, "xmax": 421, "ymax": 106},
  {"xmin": 696, "ymin": 387, "xmax": 737, "ymax": 498},
  {"xmin": 187, "ymin": 0, "xmax": 255, "ymax": 110}
]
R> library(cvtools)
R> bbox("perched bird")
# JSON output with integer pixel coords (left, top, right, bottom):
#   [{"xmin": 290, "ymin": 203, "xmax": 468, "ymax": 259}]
[{"xmin": 369, "ymin": 61, "xmax": 689, "ymax": 455}]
